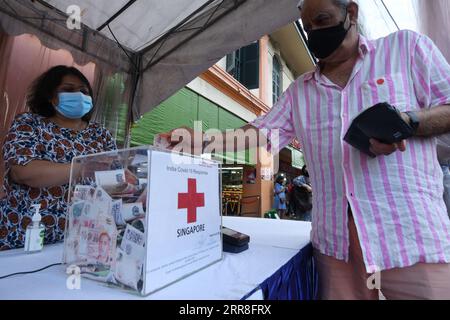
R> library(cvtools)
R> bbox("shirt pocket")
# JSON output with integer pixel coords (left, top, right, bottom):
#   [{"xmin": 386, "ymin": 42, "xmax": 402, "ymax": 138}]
[{"xmin": 360, "ymin": 73, "xmax": 409, "ymax": 112}]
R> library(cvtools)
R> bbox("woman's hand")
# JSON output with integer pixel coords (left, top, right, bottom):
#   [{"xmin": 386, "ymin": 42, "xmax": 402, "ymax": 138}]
[{"xmin": 10, "ymin": 161, "xmax": 71, "ymax": 189}]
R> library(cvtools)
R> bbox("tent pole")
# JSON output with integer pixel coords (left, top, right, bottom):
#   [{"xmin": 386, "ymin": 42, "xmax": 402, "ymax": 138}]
[
  {"xmin": 123, "ymin": 53, "xmax": 141, "ymax": 148},
  {"xmin": 142, "ymin": 0, "xmax": 246, "ymax": 72},
  {"xmin": 97, "ymin": 0, "xmax": 138, "ymax": 32}
]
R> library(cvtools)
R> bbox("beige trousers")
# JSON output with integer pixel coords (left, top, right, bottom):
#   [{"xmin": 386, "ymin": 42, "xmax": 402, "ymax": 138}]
[{"xmin": 314, "ymin": 214, "xmax": 450, "ymax": 300}]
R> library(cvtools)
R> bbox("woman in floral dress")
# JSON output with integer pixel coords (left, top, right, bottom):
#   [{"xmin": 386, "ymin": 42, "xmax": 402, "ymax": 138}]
[{"xmin": 0, "ymin": 66, "xmax": 117, "ymax": 250}]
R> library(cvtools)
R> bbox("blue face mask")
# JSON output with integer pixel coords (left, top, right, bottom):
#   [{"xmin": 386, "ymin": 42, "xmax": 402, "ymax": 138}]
[{"xmin": 55, "ymin": 92, "xmax": 93, "ymax": 119}]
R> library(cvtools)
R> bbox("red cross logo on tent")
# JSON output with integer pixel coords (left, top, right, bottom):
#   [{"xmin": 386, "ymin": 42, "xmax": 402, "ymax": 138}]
[{"xmin": 178, "ymin": 178, "xmax": 205, "ymax": 224}]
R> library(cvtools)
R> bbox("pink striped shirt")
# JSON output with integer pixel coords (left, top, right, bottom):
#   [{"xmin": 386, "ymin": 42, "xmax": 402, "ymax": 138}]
[{"xmin": 252, "ymin": 30, "xmax": 450, "ymax": 272}]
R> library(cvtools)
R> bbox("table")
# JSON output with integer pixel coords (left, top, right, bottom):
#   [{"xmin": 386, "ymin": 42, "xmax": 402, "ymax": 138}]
[{"xmin": 0, "ymin": 217, "xmax": 314, "ymax": 300}]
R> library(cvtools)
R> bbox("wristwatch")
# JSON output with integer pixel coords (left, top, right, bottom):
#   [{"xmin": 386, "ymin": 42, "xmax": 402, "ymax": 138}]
[{"xmin": 405, "ymin": 111, "xmax": 420, "ymax": 135}]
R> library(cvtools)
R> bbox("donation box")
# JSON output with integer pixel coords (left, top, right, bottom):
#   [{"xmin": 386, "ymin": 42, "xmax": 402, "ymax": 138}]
[{"xmin": 63, "ymin": 146, "xmax": 223, "ymax": 295}]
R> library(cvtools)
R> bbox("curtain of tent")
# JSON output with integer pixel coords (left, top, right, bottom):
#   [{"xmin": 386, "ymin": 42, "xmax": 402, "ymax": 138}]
[
  {"xmin": 0, "ymin": 32, "xmax": 14, "ymax": 199},
  {"xmin": 91, "ymin": 69, "xmax": 135, "ymax": 147},
  {"xmin": 416, "ymin": 0, "xmax": 450, "ymax": 62},
  {"xmin": 0, "ymin": 31, "xmax": 134, "ymax": 199},
  {"xmin": 355, "ymin": 0, "xmax": 424, "ymax": 41},
  {"xmin": 0, "ymin": 0, "xmax": 136, "ymax": 140},
  {"xmin": 0, "ymin": 0, "xmax": 132, "ymax": 72},
  {"xmin": 415, "ymin": 0, "xmax": 450, "ymax": 156},
  {"xmin": 354, "ymin": 0, "xmax": 393, "ymax": 39},
  {"xmin": 356, "ymin": 0, "xmax": 450, "ymax": 60}
]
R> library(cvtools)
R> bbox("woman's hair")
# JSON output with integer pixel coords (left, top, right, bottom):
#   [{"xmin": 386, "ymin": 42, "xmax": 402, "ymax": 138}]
[
  {"xmin": 298, "ymin": 0, "xmax": 350, "ymax": 14},
  {"xmin": 27, "ymin": 65, "xmax": 94, "ymax": 121},
  {"xmin": 276, "ymin": 176, "xmax": 285, "ymax": 184},
  {"xmin": 302, "ymin": 165, "xmax": 309, "ymax": 177}
]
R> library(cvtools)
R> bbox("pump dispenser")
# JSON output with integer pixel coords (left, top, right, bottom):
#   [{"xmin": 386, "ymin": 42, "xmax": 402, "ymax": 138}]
[{"xmin": 24, "ymin": 204, "xmax": 45, "ymax": 253}]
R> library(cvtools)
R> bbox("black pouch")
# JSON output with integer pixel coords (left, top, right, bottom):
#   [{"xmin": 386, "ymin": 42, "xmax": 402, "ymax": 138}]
[
  {"xmin": 222, "ymin": 226, "xmax": 250, "ymax": 253},
  {"xmin": 344, "ymin": 102, "xmax": 414, "ymax": 158},
  {"xmin": 222, "ymin": 226, "xmax": 250, "ymax": 246}
]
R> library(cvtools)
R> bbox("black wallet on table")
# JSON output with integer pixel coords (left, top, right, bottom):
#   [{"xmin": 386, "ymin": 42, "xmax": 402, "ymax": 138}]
[
  {"xmin": 222, "ymin": 226, "xmax": 250, "ymax": 253},
  {"xmin": 344, "ymin": 102, "xmax": 414, "ymax": 158}
]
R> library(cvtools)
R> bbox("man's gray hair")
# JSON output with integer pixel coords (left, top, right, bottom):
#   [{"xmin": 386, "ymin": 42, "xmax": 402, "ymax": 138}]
[
  {"xmin": 297, "ymin": 0, "xmax": 351, "ymax": 14},
  {"xmin": 297, "ymin": 0, "xmax": 363, "ymax": 35}
]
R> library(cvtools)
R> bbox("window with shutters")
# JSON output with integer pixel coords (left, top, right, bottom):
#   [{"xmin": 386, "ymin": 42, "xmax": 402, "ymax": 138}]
[
  {"xmin": 272, "ymin": 55, "xmax": 282, "ymax": 105},
  {"xmin": 226, "ymin": 41, "xmax": 260, "ymax": 90}
]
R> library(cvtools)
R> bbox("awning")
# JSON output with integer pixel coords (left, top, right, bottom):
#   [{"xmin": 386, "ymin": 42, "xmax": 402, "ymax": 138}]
[{"xmin": 0, "ymin": 0, "xmax": 302, "ymax": 122}]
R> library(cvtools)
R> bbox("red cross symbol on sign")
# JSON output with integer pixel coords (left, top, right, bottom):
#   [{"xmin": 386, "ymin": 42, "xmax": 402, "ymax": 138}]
[{"xmin": 178, "ymin": 178, "xmax": 205, "ymax": 224}]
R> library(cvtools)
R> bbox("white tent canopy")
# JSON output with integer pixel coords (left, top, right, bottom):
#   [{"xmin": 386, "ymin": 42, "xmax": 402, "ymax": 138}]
[
  {"xmin": 0, "ymin": 0, "xmax": 302, "ymax": 122},
  {"xmin": 46, "ymin": 0, "xmax": 224, "ymax": 51}
]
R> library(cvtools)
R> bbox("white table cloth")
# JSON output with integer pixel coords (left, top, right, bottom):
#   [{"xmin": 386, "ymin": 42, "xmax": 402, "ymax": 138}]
[{"xmin": 0, "ymin": 217, "xmax": 311, "ymax": 300}]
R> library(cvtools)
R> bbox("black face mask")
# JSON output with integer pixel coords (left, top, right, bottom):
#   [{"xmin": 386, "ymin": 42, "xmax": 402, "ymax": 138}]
[{"xmin": 306, "ymin": 13, "xmax": 352, "ymax": 60}]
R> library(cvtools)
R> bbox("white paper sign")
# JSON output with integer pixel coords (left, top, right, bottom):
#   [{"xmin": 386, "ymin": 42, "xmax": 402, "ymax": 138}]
[{"xmin": 144, "ymin": 151, "xmax": 222, "ymax": 295}]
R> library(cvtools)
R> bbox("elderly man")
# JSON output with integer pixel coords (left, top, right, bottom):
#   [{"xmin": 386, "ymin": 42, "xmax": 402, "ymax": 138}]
[
  {"xmin": 168, "ymin": 0, "xmax": 450, "ymax": 299},
  {"xmin": 268, "ymin": 0, "xmax": 450, "ymax": 300}
]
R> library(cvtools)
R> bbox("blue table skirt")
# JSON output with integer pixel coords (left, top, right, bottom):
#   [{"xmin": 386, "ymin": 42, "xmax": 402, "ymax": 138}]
[{"xmin": 242, "ymin": 243, "xmax": 318, "ymax": 300}]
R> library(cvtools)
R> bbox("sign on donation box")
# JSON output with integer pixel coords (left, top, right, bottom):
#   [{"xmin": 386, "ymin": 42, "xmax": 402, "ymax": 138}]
[{"xmin": 63, "ymin": 146, "xmax": 222, "ymax": 296}]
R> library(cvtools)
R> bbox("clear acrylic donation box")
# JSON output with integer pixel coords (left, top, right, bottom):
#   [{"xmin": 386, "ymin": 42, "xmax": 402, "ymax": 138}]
[{"xmin": 63, "ymin": 146, "xmax": 223, "ymax": 296}]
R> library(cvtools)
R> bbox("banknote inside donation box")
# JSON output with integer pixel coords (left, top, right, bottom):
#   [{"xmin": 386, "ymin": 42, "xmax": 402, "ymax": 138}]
[{"xmin": 64, "ymin": 146, "xmax": 223, "ymax": 296}]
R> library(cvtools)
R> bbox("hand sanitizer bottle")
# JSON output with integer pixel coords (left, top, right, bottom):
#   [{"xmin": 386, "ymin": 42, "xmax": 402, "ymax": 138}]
[{"xmin": 24, "ymin": 204, "xmax": 45, "ymax": 253}]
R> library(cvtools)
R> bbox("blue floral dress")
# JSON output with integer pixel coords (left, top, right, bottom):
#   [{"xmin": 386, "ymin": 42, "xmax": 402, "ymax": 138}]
[{"xmin": 0, "ymin": 113, "xmax": 117, "ymax": 250}]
